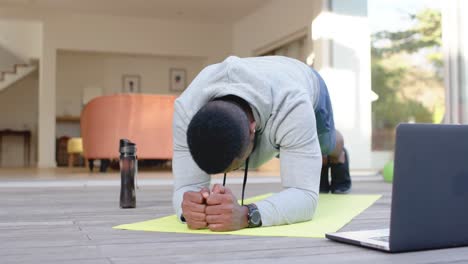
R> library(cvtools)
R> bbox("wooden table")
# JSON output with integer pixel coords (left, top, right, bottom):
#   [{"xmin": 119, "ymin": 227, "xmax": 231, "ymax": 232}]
[
  {"xmin": 0, "ymin": 129, "xmax": 31, "ymax": 167},
  {"xmin": 0, "ymin": 178, "xmax": 467, "ymax": 263}
]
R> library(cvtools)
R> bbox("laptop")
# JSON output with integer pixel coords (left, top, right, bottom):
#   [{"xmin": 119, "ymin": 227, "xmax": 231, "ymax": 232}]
[{"xmin": 326, "ymin": 123, "xmax": 468, "ymax": 252}]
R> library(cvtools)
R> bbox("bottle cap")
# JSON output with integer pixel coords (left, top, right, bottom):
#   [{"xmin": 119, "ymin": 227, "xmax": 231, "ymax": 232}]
[{"xmin": 119, "ymin": 139, "xmax": 137, "ymax": 154}]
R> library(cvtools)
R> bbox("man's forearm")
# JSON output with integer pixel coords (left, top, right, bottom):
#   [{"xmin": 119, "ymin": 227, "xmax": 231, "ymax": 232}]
[
  {"xmin": 172, "ymin": 149, "xmax": 210, "ymax": 221},
  {"xmin": 254, "ymin": 187, "xmax": 318, "ymax": 226}
]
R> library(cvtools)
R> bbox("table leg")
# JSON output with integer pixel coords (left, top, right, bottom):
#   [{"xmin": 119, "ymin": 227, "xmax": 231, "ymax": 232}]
[
  {"xmin": 24, "ymin": 134, "xmax": 30, "ymax": 167},
  {"xmin": 0, "ymin": 135, "xmax": 2, "ymax": 167},
  {"xmin": 68, "ymin": 154, "xmax": 74, "ymax": 168}
]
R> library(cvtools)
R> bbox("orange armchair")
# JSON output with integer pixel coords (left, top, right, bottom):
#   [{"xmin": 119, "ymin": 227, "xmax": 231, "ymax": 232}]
[{"xmin": 80, "ymin": 94, "xmax": 176, "ymax": 171}]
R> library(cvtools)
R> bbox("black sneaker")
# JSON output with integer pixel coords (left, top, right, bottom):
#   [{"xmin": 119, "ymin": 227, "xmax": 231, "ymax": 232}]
[
  {"xmin": 330, "ymin": 148, "xmax": 352, "ymax": 194},
  {"xmin": 320, "ymin": 162, "xmax": 330, "ymax": 193}
]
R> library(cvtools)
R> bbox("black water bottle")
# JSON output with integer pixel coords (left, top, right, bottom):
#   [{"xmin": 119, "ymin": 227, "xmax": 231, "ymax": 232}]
[{"xmin": 119, "ymin": 139, "xmax": 137, "ymax": 208}]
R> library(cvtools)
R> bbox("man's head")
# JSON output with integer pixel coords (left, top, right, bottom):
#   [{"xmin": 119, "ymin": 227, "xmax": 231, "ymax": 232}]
[{"xmin": 187, "ymin": 97, "xmax": 256, "ymax": 174}]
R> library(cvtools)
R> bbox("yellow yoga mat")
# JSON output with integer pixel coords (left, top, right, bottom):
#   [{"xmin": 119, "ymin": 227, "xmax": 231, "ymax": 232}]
[{"xmin": 113, "ymin": 193, "xmax": 381, "ymax": 238}]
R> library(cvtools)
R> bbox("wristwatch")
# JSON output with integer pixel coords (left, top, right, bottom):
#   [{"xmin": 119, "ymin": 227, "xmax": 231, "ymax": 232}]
[{"xmin": 246, "ymin": 203, "xmax": 262, "ymax": 228}]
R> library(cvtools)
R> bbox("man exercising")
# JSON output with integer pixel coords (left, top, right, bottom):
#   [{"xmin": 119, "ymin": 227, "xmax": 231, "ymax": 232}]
[{"xmin": 172, "ymin": 56, "xmax": 351, "ymax": 231}]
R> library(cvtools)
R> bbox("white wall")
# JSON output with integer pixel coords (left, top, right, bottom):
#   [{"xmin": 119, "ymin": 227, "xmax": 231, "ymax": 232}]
[
  {"xmin": 0, "ymin": 71, "xmax": 38, "ymax": 167},
  {"xmin": 312, "ymin": 0, "xmax": 372, "ymax": 169},
  {"xmin": 462, "ymin": 0, "xmax": 468, "ymax": 123},
  {"xmin": 0, "ymin": 19, "xmax": 42, "ymax": 62},
  {"xmin": 233, "ymin": 0, "xmax": 321, "ymax": 57},
  {"xmin": 36, "ymin": 13, "xmax": 232, "ymax": 167},
  {"xmin": 102, "ymin": 54, "xmax": 204, "ymax": 96},
  {"xmin": 47, "ymin": 14, "xmax": 231, "ymax": 65},
  {"xmin": 447, "ymin": 0, "xmax": 468, "ymax": 123}
]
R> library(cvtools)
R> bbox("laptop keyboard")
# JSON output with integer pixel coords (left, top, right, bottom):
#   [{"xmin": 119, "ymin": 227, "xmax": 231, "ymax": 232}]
[{"xmin": 370, "ymin": 236, "xmax": 390, "ymax": 242}]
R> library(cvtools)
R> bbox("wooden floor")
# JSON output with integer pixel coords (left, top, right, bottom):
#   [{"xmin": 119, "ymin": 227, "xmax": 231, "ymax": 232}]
[{"xmin": 1, "ymin": 176, "xmax": 468, "ymax": 264}]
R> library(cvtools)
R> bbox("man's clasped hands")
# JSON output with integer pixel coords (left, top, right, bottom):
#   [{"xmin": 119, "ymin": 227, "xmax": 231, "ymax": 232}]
[{"xmin": 181, "ymin": 184, "xmax": 249, "ymax": 231}]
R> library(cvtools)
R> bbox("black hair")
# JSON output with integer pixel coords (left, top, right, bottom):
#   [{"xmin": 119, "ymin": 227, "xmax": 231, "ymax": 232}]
[{"xmin": 187, "ymin": 97, "xmax": 251, "ymax": 174}]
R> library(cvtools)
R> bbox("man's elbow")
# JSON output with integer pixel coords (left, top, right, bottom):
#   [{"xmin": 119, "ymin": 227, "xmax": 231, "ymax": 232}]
[
  {"xmin": 306, "ymin": 199, "xmax": 318, "ymax": 221},
  {"xmin": 283, "ymin": 187, "xmax": 318, "ymax": 223},
  {"xmin": 301, "ymin": 189, "xmax": 319, "ymax": 221}
]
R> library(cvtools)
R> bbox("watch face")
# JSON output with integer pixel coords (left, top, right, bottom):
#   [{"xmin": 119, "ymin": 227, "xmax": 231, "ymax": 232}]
[
  {"xmin": 247, "ymin": 204, "xmax": 262, "ymax": 227},
  {"xmin": 251, "ymin": 210, "xmax": 261, "ymax": 226}
]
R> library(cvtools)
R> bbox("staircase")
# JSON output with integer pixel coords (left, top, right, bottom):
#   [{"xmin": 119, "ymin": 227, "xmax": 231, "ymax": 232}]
[{"xmin": 0, "ymin": 62, "xmax": 37, "ymax": 91}]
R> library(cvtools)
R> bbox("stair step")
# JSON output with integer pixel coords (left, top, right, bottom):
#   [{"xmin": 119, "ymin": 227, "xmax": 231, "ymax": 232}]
[
  {"xmin": 0, "ymin": 64, "xmax": 37, "ymax": 90},
  {"xmin": 0, "ymin": 64, "xmax": 34, "ymax": 81},
  {"xmin": 0, "ymin": 71, "xmax": 14, "ymax": 81}
]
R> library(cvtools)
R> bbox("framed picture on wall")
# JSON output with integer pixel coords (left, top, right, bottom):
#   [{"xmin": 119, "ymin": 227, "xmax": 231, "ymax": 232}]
[
  {"xmin": 122, "ymin": 74, "xmax": 141, "ymax": 93},
  {"xmin": 170, "ymin": 68, "xmax": 187, "ymax": 92}
]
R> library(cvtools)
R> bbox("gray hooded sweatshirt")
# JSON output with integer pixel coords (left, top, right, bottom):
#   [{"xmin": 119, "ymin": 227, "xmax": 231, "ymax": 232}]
[{"xmin": 172, "ymin": 56, "xmax": 322, "ymax": 226}]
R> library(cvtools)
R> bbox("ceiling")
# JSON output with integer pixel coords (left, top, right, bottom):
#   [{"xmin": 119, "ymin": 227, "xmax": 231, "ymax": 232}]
[{"xmin": 0, "ymin": 0, "xmax": 271, "ymax": 23}]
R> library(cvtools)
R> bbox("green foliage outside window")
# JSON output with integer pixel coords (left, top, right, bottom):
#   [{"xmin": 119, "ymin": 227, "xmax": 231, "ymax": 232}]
[{"xmin": 372, "ymin": 8, "xmax": 444, "ymax": 149}]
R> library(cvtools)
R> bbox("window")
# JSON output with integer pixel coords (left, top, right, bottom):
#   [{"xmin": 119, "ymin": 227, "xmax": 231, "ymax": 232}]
[{"xmin": 369, "ymin": 0, "xmax": 444, "ymax": 150}]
